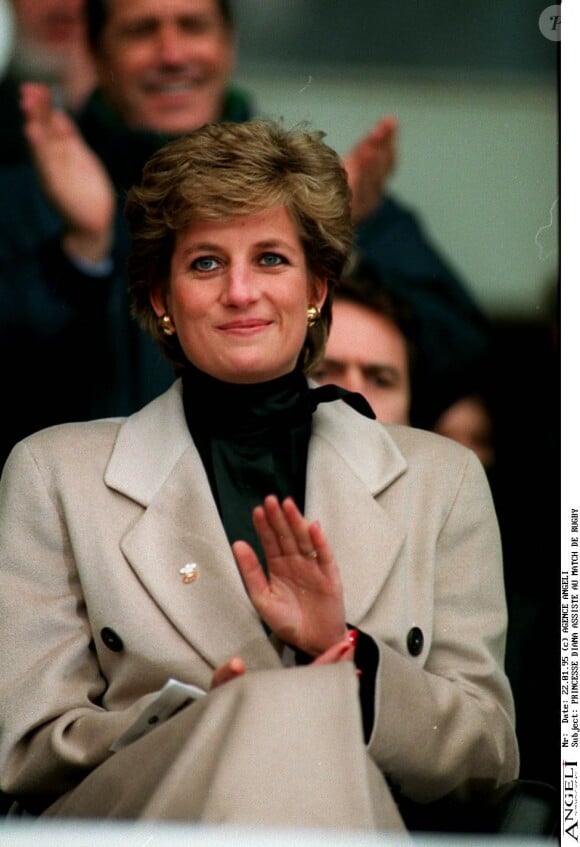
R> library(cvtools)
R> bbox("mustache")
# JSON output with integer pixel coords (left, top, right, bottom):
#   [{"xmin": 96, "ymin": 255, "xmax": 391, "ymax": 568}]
[{"xmin": 141, "ymin": 65, "xmax": 211, "ymax": 82}]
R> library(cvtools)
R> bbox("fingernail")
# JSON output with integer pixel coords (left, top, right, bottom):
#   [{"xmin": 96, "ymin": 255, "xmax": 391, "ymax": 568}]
[{"xmin": 347, "ymin": 629, "xmax": 358, "ymax": 648}]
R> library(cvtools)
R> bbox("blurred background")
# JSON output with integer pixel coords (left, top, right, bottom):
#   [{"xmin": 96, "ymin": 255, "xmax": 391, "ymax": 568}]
[{"xmin": 232, "ymin": 0, "xmax": 559, "ymax": 320}]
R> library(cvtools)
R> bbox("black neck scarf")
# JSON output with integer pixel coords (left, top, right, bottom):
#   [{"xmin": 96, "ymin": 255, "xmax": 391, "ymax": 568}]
[{"xmin": 182, "ymin": 364, "xmax": 375, "ymax": 572}]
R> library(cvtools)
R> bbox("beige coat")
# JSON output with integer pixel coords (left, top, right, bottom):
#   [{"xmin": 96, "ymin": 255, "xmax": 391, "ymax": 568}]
[{"xmin": 0, "ymin": 381, "xmax": 518, "ymax": 822}]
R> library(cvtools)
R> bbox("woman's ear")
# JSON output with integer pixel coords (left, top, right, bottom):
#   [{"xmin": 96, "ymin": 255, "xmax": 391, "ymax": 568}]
[
  {"xmin": 311, "ymin": 276, "xmax": 328, "ymax": 309},
  {"xmin": 149, "ymin": 288, "xmax": 166, "ymax": 318}
]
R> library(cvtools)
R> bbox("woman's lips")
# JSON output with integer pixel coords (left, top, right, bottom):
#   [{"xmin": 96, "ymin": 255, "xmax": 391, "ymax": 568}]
[{"xmin": 218, "ymin": 319, "xmax": 272, "ymax": 335}]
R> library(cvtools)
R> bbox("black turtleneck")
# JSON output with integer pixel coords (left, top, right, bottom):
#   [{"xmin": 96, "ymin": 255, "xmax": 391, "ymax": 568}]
[
  {"xmin": 182, "ymin": 363, "xmax": 375, "ymax": 571},
  {"xmin": 182, "ymin": 364, "xmax": 313, "ymax": 571},
  {"xmin": 182, "ymin": 363, "xmax": 378, "ymax": 739}
]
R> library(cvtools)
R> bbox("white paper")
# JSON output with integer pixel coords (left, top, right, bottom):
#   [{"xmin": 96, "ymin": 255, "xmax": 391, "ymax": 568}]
[{"xmin": 110, "ymin": 678, "xmax": 206, "ymax": 751}]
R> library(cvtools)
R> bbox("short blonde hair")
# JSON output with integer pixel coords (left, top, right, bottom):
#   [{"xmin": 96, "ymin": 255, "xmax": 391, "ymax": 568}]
[{"xmin": 125, "ymin": 119, "xmax": 354, "ymax": 372}]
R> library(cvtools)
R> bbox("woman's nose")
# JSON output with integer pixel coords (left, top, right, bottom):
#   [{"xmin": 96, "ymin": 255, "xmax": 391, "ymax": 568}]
[{"xmin": 221, "ymin": 267, "xmax": 259, "ymax": 307}]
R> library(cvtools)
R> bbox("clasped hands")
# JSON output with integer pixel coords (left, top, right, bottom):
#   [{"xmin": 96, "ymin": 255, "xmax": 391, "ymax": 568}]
[{"xmin": 211, "ymin": 494, "xmax": 357, "ymax": 690}]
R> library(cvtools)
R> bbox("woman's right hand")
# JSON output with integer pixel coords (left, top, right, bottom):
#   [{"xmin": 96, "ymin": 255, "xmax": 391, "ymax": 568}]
[
  {"xmin": 210, "ymin": 630, "xmax": 357, "ymax": 690},
  {"xmin": 210, "ymin": 656, "xmax": 246, "ymax": 690}
]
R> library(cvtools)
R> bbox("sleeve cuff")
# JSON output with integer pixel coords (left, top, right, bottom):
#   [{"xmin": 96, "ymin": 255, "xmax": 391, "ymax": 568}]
[{"xmin": 67, "ymin": 252, "xmax": 114, "ymax": 278}]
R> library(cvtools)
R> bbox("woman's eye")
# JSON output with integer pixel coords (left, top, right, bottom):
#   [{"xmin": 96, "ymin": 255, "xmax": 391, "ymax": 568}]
[
  {"xmin": 259, "ymin": 253, "xmax": 285, "ymax": 267},
  {"xmin": 192, "ymin": 256, "xmax": 219, "ymax": 272}
]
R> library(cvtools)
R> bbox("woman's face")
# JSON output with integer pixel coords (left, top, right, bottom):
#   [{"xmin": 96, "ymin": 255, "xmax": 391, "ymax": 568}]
[{"xmin": 152, "ymin": 206, "xmax": 327, "ymax": 383}]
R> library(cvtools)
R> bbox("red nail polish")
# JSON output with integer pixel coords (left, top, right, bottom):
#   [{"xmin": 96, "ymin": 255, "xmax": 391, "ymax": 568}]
[{"xmin": 347, "ymin": 629, "xmax": 358, "ymax": 648}]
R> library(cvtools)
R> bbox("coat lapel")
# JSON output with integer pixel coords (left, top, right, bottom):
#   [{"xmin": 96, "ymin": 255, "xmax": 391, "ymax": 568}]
[
  {"xmin": 105, "ymin": 383, "xmax": 408, "ymax": 661},
  {"xmin": 105, "ymin": 383, "xmax": 280, "ymax": 670},
  {"xmin": 306, "ymin": 401, "xmax": 408, "ymax": 624}
]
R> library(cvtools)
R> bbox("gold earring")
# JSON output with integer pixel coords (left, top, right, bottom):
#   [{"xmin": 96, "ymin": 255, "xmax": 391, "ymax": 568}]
[
  {"xmin": 306, "ymin": 306, "xmax": 321, "ymax": 328},
  {"xmin": 159, "ymin": 313, "xmax": 176, "ymax": 336}
]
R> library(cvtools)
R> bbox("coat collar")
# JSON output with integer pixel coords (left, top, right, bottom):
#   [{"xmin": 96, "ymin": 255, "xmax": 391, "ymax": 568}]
[
  {"xmin": 105, "ymin": 380, "xmax": 406, "ymax": 505},
  {"xmin": 304, "ymin": 400, "xmax": 407, "ymax": 622},
  {"xmin": 105, "ymin": 382, "xmax": 408, "ymax": 664}
]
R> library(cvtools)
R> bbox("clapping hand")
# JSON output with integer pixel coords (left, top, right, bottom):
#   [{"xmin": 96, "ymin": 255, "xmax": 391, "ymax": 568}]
[
  {"xmin": 210, "ymin": 633, "xmax": 357, "ymax": 690},
  {"xmin": 20, "ymin": 82, "xmax": 115, "ymax": 264},
  {"xmin": 343, "ymin": 115, "xmax": 398, "ymax": 224},
  {"xmin": 232, "ymin": 495, "xmax": 349, "ymax": 658}
]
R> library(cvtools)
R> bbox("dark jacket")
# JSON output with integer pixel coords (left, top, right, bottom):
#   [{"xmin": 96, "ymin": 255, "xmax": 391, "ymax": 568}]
[
  {"xmin": 356, "ymin": 200, "xmax": 491, "ymax": 427},
  {"xmin": 0, "ymin": 74, "xmax": 31, "ymax": 166}
]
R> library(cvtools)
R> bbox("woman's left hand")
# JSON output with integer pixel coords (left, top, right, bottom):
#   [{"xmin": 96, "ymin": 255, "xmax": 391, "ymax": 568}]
[{"xmin": 232, "ymin": 495, "xmax": 348, "ymax": 657}]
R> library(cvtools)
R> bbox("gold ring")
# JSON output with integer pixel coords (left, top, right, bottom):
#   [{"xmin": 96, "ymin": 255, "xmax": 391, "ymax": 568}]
[{"xmin": 305, "ymin": 549, "xmax": 318, "ymax": 559}]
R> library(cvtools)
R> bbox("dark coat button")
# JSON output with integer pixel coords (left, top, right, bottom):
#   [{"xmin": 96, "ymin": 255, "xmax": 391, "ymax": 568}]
[
  {"xmin": 407, "ymin": 626, "xmax": 424, "ymax": 656},
  {"xmin": 100, "ymin": 627, "xmax": 124, "ymax": 652}
]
